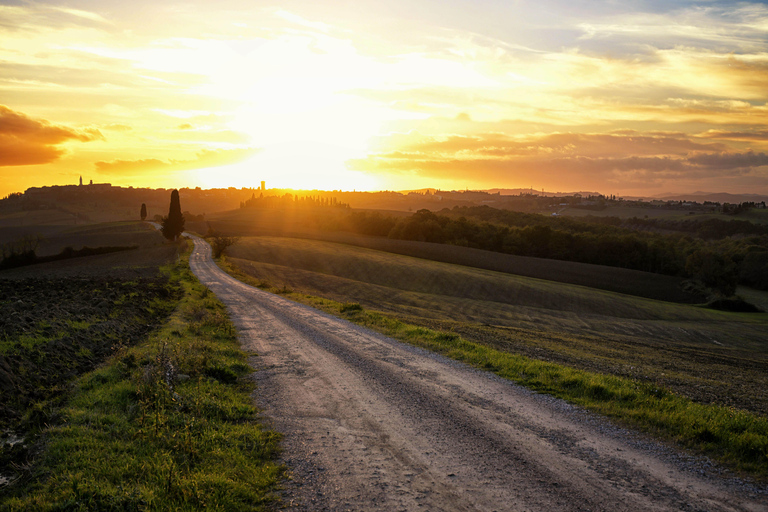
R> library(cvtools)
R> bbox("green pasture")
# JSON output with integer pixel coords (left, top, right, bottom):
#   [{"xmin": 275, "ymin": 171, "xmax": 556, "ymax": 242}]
[
  {"xmin": 732, "ymin": 208, "xmax": 768, "ymax": 225},
  {"xmin": 558, "ymin": 206, "xmax": 701, "ymax": 219}
]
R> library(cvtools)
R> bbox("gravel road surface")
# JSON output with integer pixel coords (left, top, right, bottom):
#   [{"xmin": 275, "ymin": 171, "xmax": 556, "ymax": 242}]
[{"xmin": 187, "ymin": 235, "xmax": 767, "ymax": 511}]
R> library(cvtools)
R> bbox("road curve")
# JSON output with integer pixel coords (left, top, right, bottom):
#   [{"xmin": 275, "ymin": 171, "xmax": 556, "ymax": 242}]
[{"xmin": 187, "ymin": 235, "xmax": 766, "ymax": 511}]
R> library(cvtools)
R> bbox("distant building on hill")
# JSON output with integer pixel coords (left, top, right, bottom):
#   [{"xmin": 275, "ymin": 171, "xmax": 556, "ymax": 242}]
[{"xmin": 25, "ymin": 179, "xmax": 113, "ymax": 196}]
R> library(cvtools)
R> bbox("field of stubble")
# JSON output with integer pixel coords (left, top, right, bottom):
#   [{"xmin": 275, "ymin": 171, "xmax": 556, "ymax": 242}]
[{"xmin": 227, "ymin": 236, "xmax": 768, "ymax": 418}]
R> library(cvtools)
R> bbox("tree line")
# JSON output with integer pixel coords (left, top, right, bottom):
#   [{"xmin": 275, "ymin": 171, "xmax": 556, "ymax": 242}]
[
  {"xmin": 330, "ymin": 206, "xmax": 768, "ymax": 296},
  {"xmin": 0, "ymin": 241, "xmax": 137, "ymax": 271},
  {"xmin": 240, "ymin": 193, "xmax": 349, "ymax": 210}
]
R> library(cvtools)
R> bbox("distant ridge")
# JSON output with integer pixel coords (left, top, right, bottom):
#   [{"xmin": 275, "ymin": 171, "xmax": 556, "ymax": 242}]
[
  {"xmin": 398, "ymin": 188, "xmax": 768, "ymax": 203},
  {"xmin": 396, "ymin": 188, "xmax": 603, "ymax": 197},
  {"xmin": 656, "ymin": 192, "xmax": 768, "ymax": 203},
  {"xmin": 486, "ymin": 188, "xmax": 602, "ymax": 197}
]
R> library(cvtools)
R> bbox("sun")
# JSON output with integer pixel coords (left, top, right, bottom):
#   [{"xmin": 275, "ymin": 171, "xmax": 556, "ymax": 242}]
[
  {"xmin": 216, "ymin": 78, "xmax": 393, "ymax": 190},
  {"xmin": 176, "ymin": 32, "xmax": 408, "ymax": 191}
]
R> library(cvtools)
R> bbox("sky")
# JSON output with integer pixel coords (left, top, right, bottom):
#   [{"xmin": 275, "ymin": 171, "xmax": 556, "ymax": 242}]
[{"xmin": 1, "ymin": 0, "xmax": 767, "ymax": 198}]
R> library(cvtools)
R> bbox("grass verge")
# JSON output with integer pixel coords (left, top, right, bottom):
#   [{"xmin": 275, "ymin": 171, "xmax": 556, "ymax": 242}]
[
  {"xmin": 218, "ymin": 255, "xmax": 768, "ymax": 480},
  {"xmin": 1, "ymin": 247, "xmax": 283, "ymax": 511}
]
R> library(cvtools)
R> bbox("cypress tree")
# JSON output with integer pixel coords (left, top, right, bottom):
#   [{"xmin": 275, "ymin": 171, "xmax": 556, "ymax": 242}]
[
  {"xmin": 161, "ymin": 189, "xmax": 185, "ymax": 240},
  {"xmin": 140, "ymin": 203, "xmax": 147, "ymax": 221}
]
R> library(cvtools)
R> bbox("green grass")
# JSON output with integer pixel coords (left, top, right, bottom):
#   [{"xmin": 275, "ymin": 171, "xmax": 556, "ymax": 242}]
[
  {"xmin": 217, "ymin": 244, "xmax": 768, "ymax": 480},
  {"xmin": 2, "ymin": 248, "xmax": 283, "ymax": 511}
]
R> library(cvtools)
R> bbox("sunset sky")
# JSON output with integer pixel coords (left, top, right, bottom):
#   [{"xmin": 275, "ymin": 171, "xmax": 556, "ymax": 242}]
[{"xmin": 1, "ymin": 0, "xmax": 767, "ymax": 198}]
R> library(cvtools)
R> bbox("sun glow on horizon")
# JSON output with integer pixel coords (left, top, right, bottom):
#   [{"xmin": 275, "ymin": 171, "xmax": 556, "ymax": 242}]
[{"xmin": 193, "ymin": 143, "xmax": 381, "ymax": 192}]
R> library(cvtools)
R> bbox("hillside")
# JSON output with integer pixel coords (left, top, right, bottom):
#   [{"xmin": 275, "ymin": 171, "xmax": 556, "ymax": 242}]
[
  {"xmin": 225, "ymin": 236, "xmax": 768, "ymax": 418},
  {"xmin": 206, "ymin": 208, "xmax": 707, "ymax": 303}
]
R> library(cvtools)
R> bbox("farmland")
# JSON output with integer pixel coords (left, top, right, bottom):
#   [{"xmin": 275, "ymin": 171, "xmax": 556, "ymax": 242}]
[
  {"xmin": 0, "ymin": 223, "xmax": 282, "ymax": 509},
  {"xmin": 558, "ymin": 206, "xmax": 704, "ymax": 219},
  {"xmin": 560, "ymin": 205, "xmax": 768, "ymax": 225},
  {"xmin": 205, "ymin": 208, "xmax": 707, "ymax": 303},
  {"xmin": 225, "ymin": 236, "xmax": 768, "ymax": 419},
  {"xmin": 204, "ymin": 199, "xmax": 768, "ymax": 304},
  {"xmin": 0, "ymin": 221, "xmax": 180, "ymax": 491},
  {"xmin": 0, "ymin": 221, "xmax": 178, "ymax": 280}
]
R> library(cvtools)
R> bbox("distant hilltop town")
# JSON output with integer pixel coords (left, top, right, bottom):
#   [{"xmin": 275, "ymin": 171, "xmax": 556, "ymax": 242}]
[
  {"xmin": 23, "ymin": 178, "xmax": 270, "ymax": 197},
  {"xmin": 4, "ymin": 179, "xmax": 275, "ymax": 221},
  {"xmin": 25, "ymin": 176, "xmax": 114, "ymax": 195}
]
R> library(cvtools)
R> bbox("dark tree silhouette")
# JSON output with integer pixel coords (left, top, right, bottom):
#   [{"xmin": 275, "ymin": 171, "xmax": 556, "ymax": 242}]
[
  {"xmin": 0, "ymin": 234, "xmax": 42, "ymax": 269},
  {"xmin": 140, "ymin": 203, "xmax": 147, "ymax": 221},
  {"xmin": 210, "ymin": 234, "xmax": 240, "ymax": 258},
  {"xmin": 161, "ymin": 189, "xmax": 185, "ymax": 241}
]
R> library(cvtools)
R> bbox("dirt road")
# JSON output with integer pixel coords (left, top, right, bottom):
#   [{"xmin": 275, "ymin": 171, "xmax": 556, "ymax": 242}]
[{"xmin": 187, "ymin": 235, "xmax": 766, "ymax": 511}]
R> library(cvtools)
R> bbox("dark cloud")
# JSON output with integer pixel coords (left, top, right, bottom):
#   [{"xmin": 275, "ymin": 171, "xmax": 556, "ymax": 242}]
[
  {"xmin": 0, "ymin": 105, "xmax": 102, "ymax": 166},
  {"xmin": 696, "ymin": 130, "xmax": 768, "ymax": 141},
  {"xmin": 688, "ymin": 151, "xmax": 768, "ymax": 169}
]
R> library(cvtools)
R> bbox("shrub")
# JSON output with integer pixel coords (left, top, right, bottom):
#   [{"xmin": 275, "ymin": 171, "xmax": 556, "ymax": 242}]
[{"xmin": 340, "ymin": 302, "xmax": 363, "ymax": 313}]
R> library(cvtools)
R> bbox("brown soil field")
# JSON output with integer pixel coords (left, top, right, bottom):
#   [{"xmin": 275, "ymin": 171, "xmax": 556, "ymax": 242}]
[
  {"xmin": 0, "ymin": 223, "xmax": 183, "ymax": 485},
  {"xmin": 0, "ymin": 211, "xmax": 80, "ymax": 249},
  {"xmin": 0, "ymin": 276, "xmax": 178, "ymax": 427},
  {"xmin": 227, "ymin": 236, "xmax": 768, "ymax": 418},
  {"xmin": 207, "ymin": 208, "xmax": 704, "ymax": 303},
  {"xmin": 36, "ymin": 221, "xmax": 159, "ymax": 256}
]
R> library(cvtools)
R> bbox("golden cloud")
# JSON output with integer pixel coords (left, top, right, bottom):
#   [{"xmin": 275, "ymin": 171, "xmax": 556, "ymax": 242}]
[
  {"xmin": 167, "ymin": 128, "xmax": 252, "ymax": 144},
  {"xmin": 103, "ymin": 123, "xmax": 133, "ymax": 132},
  {"xmin": 372, "ymin": 131, "xmax": 727, "ymax": 159},
  {"xmin": 350, "ymin": 130, "xmax": 768, "ymax": 191},
  {"xmin": 94, "ymin": 147, "xmax": 260, "ymax": 176},
  {"xmin": 0, "ymin": 105, "xmax": 103, "ymax": 166}
]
